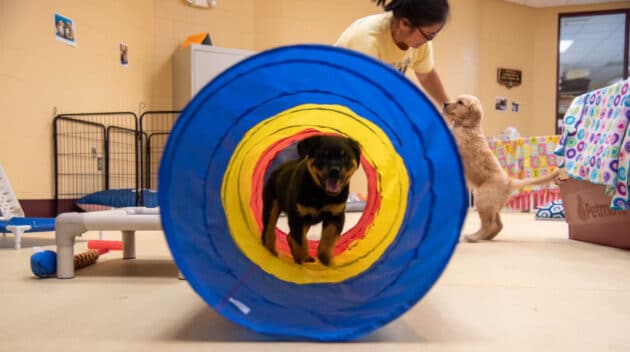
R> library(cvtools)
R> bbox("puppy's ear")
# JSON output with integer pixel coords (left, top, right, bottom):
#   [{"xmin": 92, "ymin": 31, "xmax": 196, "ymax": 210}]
[
  {"xmin": 297, "ymin": 135, "xmax": 321, "ymax": 159},
  {"xmin": 464, "ymin": 101, "xmax": 483, "ymax": 127},
  {"xmin": 348, "ymin": 138, "xmax": 361, "ymax": 163},
  {"xmin": 468, "ymin": 101, "xmax": 483, "ymax": 116}
]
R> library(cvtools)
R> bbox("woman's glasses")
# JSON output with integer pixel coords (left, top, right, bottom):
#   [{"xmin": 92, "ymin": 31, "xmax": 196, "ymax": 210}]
[{"xmin": 417, "ymin": 26, "xmax": 437, "ymax": 41}]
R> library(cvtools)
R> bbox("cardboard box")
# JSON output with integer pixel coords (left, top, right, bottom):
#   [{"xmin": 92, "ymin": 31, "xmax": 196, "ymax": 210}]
[{"xmin": 559, "ymin": 178, "xmax": 630, "ymax": 249}]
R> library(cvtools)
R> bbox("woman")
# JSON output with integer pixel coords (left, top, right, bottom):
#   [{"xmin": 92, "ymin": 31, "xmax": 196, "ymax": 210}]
[
  {"xmin": 268, "ymin": 0, "xmax": 451, "ymax": 177},
  {"xmin": 335, "ymin": 0, "xmax": 450, "ymax": 106}
]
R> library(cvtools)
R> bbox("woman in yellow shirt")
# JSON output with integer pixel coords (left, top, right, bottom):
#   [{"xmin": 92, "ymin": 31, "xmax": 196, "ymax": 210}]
[
  {"xmin": 267, "ymin": 0, "xmax": 450, "ymax": 178},
  {"xmin": 336, "ymin": 0, "xmax": 450, "ymax": 106}
]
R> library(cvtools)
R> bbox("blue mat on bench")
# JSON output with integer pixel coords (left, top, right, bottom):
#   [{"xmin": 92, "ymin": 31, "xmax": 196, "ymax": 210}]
[{"xmin": 0, "ymin": 217, "xmax": 55, "ymax": 233}]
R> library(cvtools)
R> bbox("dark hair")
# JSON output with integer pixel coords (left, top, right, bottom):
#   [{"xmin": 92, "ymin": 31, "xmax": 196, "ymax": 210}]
[{"xmin": 374, "ymin": 0, "xmax": 450, "ymax": 27}]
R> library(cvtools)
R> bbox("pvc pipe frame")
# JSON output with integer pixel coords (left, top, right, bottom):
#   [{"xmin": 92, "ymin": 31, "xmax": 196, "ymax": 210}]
[
  {"xmin": 54, "ymin": 207, "xmax": 162, "ymax": 279},
  {"xmin": 5, "ymin": 224, "xmax": 32, "ymax": 249}
]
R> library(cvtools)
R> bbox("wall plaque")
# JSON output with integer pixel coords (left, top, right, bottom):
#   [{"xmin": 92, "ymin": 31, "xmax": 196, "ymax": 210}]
[{"xmin": 497, "ymin": 68, "xmax": 522, "ymax": 88}]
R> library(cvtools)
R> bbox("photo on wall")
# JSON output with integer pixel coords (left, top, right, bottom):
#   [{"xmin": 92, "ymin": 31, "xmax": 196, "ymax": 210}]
[
  {"xmin": 54, "ymin": 12, "xmax": 76, "ymax": 47},
  {"xmin": 120, "ymin": 43, "xmax": 128, "ymax": 66},
  {"xmin": 495, "ymin": 96, "xmax": 507, "ymax": 112},
  {"xmin": 512, "ymin": 101, "xmax": 520, "ymax": 112}
]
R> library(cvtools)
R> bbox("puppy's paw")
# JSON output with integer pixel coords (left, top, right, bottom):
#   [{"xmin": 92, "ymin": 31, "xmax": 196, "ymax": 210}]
[
  {"xmin": 317, "ymin": 253, "xmax": 334, "ymax": 266},
  {"xmin": 292, "ymin": 255, "xmax": 315, "ymax": 265},
  {"xmin": 463, "ymin": 234, "xmax": 481, "ymax": 243},
  {"xmin": 262, "ymin": 240, "xmax": 278, "ymax": 256},
  {"xmin": 265, "ymin": 247, "xmax": 278, "ymax": 257}
]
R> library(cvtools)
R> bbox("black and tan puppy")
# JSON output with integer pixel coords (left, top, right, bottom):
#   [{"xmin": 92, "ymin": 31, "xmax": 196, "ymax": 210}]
[{"xmin": 261, "ymin": 135, "xmax": 361, "ymax": 266}]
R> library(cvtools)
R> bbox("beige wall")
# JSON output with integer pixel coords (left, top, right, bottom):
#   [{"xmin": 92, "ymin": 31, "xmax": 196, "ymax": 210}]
[
  {"xmin": 471, "ymin": 0, "xmax": 630, "ymax": 137},
  {"xmin": 441, "ymin": 0, "xmax": 630, "ymax": 137},
  {"xmin": 434, "ymin": 0, "xmax": 483, "ymax": 98},
  {"xmin": 1, "ymin": 0, "xmax": 629, "ymax": 201},
  {"xmin": 0, "ymin": 0, "xmax": 155, "ymax": 199},
  {"xmin": 0, "ymin": 0, "xmax": 255, "ymax": 199},
  {"xmin": 152, "ymin": 0, "xmax": 255, "ymax": 109},
  {"xmin": 252, "ymin": 0, "xmax": 380, "ymax": 50},
  {"xmin": 476, "ymin": 0, "xmax": 537, "ymax": 136}
]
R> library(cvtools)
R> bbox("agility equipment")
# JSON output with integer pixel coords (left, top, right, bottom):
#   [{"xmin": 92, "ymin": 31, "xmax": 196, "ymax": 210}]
[
  {"xmin": 54, "ymin": 207, "xmax": 160, "ymax": 279},
  {"xmin": 87, "ymin": 240, "xmax": 124, "ymax": 251},
  {"xmin": 158, "ymin": 45, "xmax": 468, "ymax": 341}
]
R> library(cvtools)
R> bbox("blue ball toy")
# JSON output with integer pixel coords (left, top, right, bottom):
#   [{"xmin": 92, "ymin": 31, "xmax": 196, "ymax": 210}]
[{"xmin": 31, "ymin": 250, "xmax": 57, "ymax": 278}]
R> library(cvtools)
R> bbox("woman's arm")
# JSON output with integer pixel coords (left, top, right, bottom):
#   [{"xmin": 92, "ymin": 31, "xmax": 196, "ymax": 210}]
[{"xmin": 415, "ymin": 69, "xmax": 449, "ymax": 106}]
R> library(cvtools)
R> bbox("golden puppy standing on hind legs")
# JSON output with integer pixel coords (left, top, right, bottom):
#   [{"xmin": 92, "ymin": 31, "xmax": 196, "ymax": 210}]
[{"xmin": 442, "ymin": 95, "xmax": 560, "ymax": 242}]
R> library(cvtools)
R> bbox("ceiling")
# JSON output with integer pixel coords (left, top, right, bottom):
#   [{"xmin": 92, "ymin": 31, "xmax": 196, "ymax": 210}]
[{"xmin": 504, "ymin": 0, "xmax": 629, "ymax": 7}]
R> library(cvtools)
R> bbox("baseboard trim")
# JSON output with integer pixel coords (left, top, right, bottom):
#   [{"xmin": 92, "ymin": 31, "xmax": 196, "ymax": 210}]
[{"xmin": 19, "ymin": 199, "xmax": 79, "ymax": 217}]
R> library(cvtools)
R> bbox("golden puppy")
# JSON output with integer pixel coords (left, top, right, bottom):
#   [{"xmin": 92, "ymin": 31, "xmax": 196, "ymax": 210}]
[{"xmin": 443, "ymin": 95, "xmax": 559, "ymax": 242}]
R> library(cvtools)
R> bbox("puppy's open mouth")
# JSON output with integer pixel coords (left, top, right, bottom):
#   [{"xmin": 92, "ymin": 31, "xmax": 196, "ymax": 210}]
[{"xmin": 324, "ymin": 177, "xmax": 343, "ymax": 194}]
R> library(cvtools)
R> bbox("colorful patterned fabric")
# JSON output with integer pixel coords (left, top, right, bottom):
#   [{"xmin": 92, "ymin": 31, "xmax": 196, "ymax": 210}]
[
  {"xmin": 535, "ymin": 200, "xmax": 565, "ymax": 221},
  {"xmin": 489, "ymin": 136, "xmax": 562, "ymax": 210},
  {"xmin": 555, "ymin": 79, "xmax": 630, "ymax": 210}
]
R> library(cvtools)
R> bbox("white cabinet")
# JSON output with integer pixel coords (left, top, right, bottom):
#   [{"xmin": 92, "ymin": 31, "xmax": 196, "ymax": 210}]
[{"xmin": 172, "ymin": 44, "xmax": 255, "ymax": 110}]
